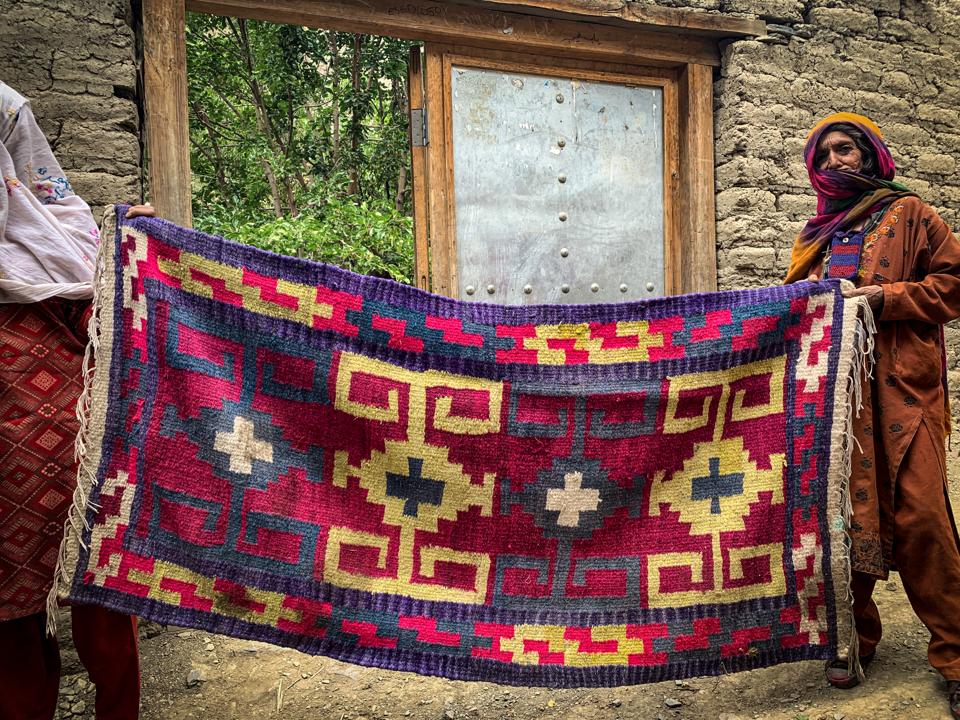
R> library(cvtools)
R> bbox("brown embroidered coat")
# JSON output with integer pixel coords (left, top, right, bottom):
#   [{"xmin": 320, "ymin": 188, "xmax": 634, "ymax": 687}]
[{"xmin": 843, "ymin": 196, "xmax": 960, "ymax": 576}]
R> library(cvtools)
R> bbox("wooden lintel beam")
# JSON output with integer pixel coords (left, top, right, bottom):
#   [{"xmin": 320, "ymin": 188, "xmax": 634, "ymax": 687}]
[
  {"xmin": 185, "ymin": 0, "xmax": 722, "ymax": 67},
  {"xmin": 455, "ymin": 0, "xmax": 766, "ymax": 38},
  {"xmin": 143, "ymin": 0, "xmax": 193, "ymax": 227}
]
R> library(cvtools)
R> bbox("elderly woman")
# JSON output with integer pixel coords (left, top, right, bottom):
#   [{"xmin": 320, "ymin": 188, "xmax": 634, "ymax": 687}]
[
  {"xmin": 0, "ymin": 81, "xmax": 154, "ymax": 720},
  {"xmin": 786, "ymin": 113, "xmax": 960, "ymax": 718}
]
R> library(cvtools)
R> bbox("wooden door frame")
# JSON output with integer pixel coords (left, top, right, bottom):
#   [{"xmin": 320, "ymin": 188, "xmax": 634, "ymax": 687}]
[
  {"xmin": 142, "ymin": 0, "xmax": 762, "ymax": 293},
  {"xmin": 425, "ymin": 46, "xmax": 681, "ymax": 298}
]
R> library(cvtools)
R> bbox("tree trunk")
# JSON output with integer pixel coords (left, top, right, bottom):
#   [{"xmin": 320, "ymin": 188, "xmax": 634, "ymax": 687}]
[
  {"xmin": 261, "ymin": 159, "xmax": 284, "ymax": 217},
  {"xmin": 326, "ymin": 31, "xmax": 341, "ymax": 169},
  {"xmin": 347, "ymin": 34, "xmax": 363, "ymax": 196},
  {"xmin": 395, "ymin": 162, "xmax": 407, "ymax": 213}
]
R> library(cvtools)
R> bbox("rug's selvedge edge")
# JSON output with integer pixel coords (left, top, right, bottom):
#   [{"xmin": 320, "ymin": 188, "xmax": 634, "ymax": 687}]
[
  {"xmin": 46, "ymin": 204, "xmax": 123, "ymax": 633},
  {"xmin": 827, "ymin": 290, "xmax": 876, "ymax": 680}
]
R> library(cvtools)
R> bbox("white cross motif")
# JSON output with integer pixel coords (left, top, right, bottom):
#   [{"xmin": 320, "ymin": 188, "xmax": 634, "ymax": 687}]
[
  {"xmin": 213, "ymin": 416, "xmax": 274, "ymax": 474},
  {"xmin": 545, "ymin": 471, "xmax": 600, "ymax": 527}
]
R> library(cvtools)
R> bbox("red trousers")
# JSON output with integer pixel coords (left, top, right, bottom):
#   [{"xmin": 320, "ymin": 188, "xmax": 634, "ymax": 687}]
[
  {"xmin": 0, "ymin": 605, "xmax": 140, "ymax": 719},
  {"xmin": 851, "ymin": 420, "xmax": 960, "ymax": 679}
]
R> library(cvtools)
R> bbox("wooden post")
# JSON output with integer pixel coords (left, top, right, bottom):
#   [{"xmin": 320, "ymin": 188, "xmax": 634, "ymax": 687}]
[
  {"xmin": 424, "ymin": 44, "xmax": 455, "ymax": 297},
  {"xmin": 408, "ymin": 47, "xmax": 430, "ymax": 291},
  {"xmin": 142, "ymin": 0, "xmax": 193, "ymax": 227},
  {"xmin": 678, "ymin": 63, "xmax": 717, "ymax": 293}
]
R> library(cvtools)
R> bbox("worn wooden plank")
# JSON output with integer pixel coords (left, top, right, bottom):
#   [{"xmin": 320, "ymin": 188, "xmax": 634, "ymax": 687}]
[
  {"xmin": 143, "ymin": 0, "xmax": 193, "ymax": 227},
  {"xmin": 185, "ymin": 0, "xmax": 722, "ymax": 66},
  {"xmin": 661, "ymin": 72, "xmax": 681, "ymax": 296},
  {"xmin": 424, "ymin": 44, "xmax": 455, "ymax": 297},
  {"xmin": 455, "ymin": 0, "xmax": 766, "ymax": 37},
  {"xmin": 437, "ymin": 50, "xmax": 460, "ymax": 298},
  {"xmin": 441, "ymin": 49, "xmax": 675, "ymax": 85},
  {"xmin": 678, "ymin": 63, "xmax": 718, "ymax": 293},
  {"xmin": 407, "ymin": 47, "xmax": 431, "ymax": 291}
]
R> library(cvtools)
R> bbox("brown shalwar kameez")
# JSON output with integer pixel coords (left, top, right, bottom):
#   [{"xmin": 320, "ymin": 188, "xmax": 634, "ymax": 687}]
[{"xmin": 840, "ymin": 196, "xmax": 960, "ymax": 680}]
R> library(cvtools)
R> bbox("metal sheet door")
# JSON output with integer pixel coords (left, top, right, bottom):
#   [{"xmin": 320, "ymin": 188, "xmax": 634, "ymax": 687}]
[{"xmin": 450, "ymin": 65, "xmax": 664, "ymax": 305}]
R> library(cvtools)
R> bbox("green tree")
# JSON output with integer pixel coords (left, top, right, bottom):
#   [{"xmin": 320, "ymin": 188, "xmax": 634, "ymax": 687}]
[{"xmin": 186, "ymin": 14, "xmax": 414, "ymax": 282}]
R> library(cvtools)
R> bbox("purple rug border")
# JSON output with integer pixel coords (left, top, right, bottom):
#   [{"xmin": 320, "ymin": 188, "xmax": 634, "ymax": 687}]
[
  {"xmin": 69, "ymin": 583, "xmax": 838, "ymax": 688},
  {"xmin": 809, "ymin": 292, "xmax": 846, "ymax": 650},
  {"xmin": 117, "ymin": 206, "xmax": 840, "ymax": 330}
]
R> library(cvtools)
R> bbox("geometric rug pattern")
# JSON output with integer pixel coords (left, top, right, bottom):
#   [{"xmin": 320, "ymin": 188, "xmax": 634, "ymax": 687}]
[{"xmin": 58, "ymin": 208, "xmax": 862, "ymax": 686}]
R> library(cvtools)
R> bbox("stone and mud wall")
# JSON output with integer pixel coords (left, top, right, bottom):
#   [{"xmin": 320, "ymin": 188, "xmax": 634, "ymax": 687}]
[
  {"xmin": 702, "ymin": 0, "xmax": 960, "ymax": 397},
  {"xmin": 2, "ymin": 0, "xmax": 960, "ymax": 389},
  {"xmin": 0, "ymin": 0, "xmax": 141, "ymax": 219}
]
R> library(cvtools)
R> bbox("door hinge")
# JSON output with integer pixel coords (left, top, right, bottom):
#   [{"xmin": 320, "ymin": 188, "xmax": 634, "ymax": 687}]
[{"xmin": 411, "ymin": 107, "xmax": 428, "ymax": 147}]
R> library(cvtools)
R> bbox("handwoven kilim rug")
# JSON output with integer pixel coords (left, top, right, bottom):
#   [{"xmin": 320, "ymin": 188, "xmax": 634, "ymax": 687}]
[{"xmin": 55, "ymin": 207, "xmax": 871, "ymax": 687}]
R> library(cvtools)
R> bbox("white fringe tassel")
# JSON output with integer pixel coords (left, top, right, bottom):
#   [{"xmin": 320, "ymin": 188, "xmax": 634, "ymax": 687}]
[
  {"xmin": 45, "ymin": 208, "xmax": 114, "ymax": 635},
  {"xmin": 838, "ymin": 290, "xmax": 877, "ymax": 681}
]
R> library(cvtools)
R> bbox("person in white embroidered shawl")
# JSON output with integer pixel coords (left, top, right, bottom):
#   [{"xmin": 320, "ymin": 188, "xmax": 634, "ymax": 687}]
[
  {"xmin": 1, "ymin": 82, "xmax": 99, "ymax": 302},
  {"xmin": 0, "ymin": 82, "xmax": 155, "ymax": 302},
  {"xmin": 0, "ymin": 81, "xmax": 152, "ymax": 720}
]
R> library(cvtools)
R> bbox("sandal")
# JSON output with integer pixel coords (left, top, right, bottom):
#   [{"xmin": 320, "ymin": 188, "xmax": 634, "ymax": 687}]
[
  {"xmin": 948, "ymin": 680, "xmax": 960, "ymax": 720},
  {"xmin": 825, "ymin": 652, "xmax": 874, "ymax": 689}
]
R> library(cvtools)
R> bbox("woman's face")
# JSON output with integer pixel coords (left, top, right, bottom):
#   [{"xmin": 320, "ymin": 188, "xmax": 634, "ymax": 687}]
[{"xmin": 815, "ymin": 130, "xmax": 864, "ymax": 173}]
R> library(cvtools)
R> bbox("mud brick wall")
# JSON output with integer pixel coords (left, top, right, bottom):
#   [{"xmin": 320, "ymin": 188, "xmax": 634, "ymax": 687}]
[
  {"xmin": 696, "ymin": 0, "xmax": 960, "ymax": 399},
  {"xmin": 3, "ymin": 0, "xmax": 960, "ymax": 399},
  {"xmin": 0, "ymin": 0, "xmax": 142, "ymax": 219}
]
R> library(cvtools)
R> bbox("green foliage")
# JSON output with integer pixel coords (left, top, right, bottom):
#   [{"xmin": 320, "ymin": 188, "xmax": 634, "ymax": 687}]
[
  {"xmin": 197, "ymin": 199, "xmax": 413, "ymax": 284},
  {"xmin": 186, "ymin": 13, "xmax": 415, "ymax": 282}
]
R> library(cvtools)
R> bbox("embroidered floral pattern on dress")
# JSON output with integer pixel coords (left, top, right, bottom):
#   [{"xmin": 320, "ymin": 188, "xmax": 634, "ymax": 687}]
[
  {"xmin": 30, "ymin": 165, "xmax": 73, "ymax": 204},
  {"xmin": 859, "ymin": 202, "xmax": 905, "ymax": 281},
  {"xmin": 3, "ymin": 175, "xmax": 21, "ymax": 195}
]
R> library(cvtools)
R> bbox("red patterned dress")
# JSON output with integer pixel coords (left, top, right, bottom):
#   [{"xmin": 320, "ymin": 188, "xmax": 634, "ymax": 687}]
[{"xmin": 0, "ymin": 298, "xmax": 88, "ymax": 619}]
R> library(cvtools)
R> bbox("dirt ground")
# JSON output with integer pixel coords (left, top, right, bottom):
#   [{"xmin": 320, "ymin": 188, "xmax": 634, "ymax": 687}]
[{"xmin": 51, "ymin": 456, "xmax": 960, "ymax": 720}]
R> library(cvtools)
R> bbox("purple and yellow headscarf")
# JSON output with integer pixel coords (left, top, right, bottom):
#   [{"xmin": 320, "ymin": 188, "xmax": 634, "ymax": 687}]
[{"xmin": 785, "ymin": 112, "xmax": 915, "ymax": 283}]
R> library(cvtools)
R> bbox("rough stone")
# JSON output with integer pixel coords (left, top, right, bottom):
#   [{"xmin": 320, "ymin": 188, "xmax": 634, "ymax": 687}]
[
  {"xmin": 722, "ymin": 0, "xmax": 803, "ymax": 22},
  {"xmin": 881, "ymin": 18, "xmax": 936, "ymax": 45},
  {"xmin": 716, "ymin": 188, "xmax": 778, "ymax": 217},
  {"xmin": 776, "ymin": 193, "xmax": 816, "ymax": 217},
  {"xmin": 726, "ymin": 246, "xmax": 778, "ymax": 272},
  {"xmin": 917, "ymin": 154, "xmax": 958, "ymax": 175},
  {"xmin": 186, "ymin": 668, "xmax": 206, "ymax": 687},
  {"xmin": 854, "ymin": 91, "xmax": 914, "ymax": 122},
  {"xmin": 0, "ymin": 0, "xmax": 141, "ymax": 216},
  {"xmin": 878, "ymin": 71, "xmax": 917, "ymax": 95},
  {"xmin": 917, "ymin": 103, "xmax": 958, "ymax": 128},
  {"xmin": 807, "ymin": 7, "xmax": 879, "ymax": 36}
]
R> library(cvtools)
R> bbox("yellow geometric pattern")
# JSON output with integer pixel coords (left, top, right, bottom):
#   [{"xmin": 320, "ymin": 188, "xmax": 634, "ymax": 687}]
[
  {"xmin": 515, "ymin": 322, "xmax": 670, "ymax": 365},
  {"xmin": 151, "ymin": 244, "xmax": 684, "ymax": 366},
  {"xmin": 126, "ymin": 558, "xmax": 304, "ymax": 627},
  {"xmin": 157, "ymin": 251, "xmax": 341, "ymax": 328},
  {"xmin": 498, "ymin": 624, "xmax": 649, "ymax": 666},
  {"xmin": 647, "ymin": 357, "xmax": 787, "ymax": 607},
  {"xmin": 663, "ymin": 356, "xmax": 785, "ymax": 434},
  {"xmin": 89, "ymin": 546, "xmax": 662, "ymax": 666},
  {"xmin": 327, "ymin": 352, "xmax": 501, "ymax": 603}
]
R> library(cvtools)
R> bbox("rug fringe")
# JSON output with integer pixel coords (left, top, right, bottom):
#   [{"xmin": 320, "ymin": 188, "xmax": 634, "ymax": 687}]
[
  {"xmin": 837, "ymin": 284, "xmax": 876, "ymax": 681},
  {"xmin": 45, "ymin": 207, "xmax": 115, "ymax": 636}
]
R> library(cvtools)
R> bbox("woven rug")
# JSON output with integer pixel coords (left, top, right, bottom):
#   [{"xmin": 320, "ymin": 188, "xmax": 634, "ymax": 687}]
[
  {"xmin": 55, "ymin": 207, "xmax": 871, "ymax": 686},
  {"xmin": 0, "ymin": 299, "xmax": 88, "ymax": 620}
]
